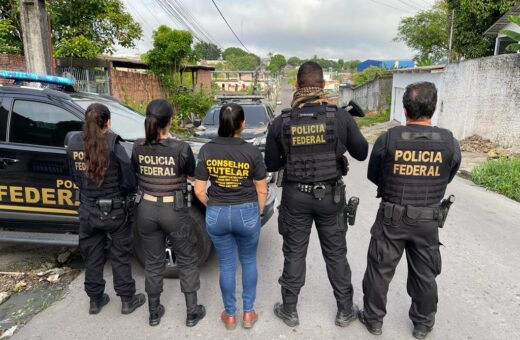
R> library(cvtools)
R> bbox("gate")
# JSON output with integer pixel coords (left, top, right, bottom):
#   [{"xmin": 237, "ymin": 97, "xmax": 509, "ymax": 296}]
[{"xmin": 56, "ymin": 66, "xmax": 110, "ymax": 95}]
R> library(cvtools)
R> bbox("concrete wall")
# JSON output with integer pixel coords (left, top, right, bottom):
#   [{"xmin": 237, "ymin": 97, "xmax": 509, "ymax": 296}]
[
  {"xmin": 339, "ymin": 76, "xmax": 392, "ymax": 112},
  {"xmin": 391, "ymin": 71, "xmax": 444, "ymax": 126},
  {"xmin": 438, "ymin": 54, "xmax": 520, "ymax": 149}
]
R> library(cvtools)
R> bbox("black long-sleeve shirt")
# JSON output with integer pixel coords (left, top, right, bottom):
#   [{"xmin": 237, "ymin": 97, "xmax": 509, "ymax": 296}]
[
  {"xmin": 265, "ymin": 104, "xmax": 369, "ymax": 172},
  {"xmin": 367, "ymin": 125, "xmax": 462, "ymax": 187}
]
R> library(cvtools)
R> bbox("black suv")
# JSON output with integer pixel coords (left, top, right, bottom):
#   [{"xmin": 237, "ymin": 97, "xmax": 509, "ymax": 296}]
[
  {"xmin": 0, "ymin": 72, "xmax": 276, "ymax": 277},
  {"xmin": 193, "ymin": 96, "xmax": 275, "ymax": 151}
]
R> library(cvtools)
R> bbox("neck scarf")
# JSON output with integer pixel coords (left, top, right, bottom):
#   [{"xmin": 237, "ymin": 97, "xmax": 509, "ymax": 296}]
[{"xmin": 291, "ymin": 87, "xmax": 327, "ymax": 108}]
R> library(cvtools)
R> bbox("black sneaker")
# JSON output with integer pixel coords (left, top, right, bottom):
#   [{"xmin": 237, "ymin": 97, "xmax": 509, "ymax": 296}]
[
  {"xmin": 186, "ymin": 305, "xmax": 206, "ymax": 327},
  {"xmin": 273, "ymin": 302, "xmax": 299, "ymax": 327},
  {"xmin": 335, "ymin": 303, "xmax": 359, "ymax": 327},
  {"xmin": 358, "ymin": 309, "xmax": 382, "ymax": 335},
  {"xmin": 121, "ymin": 293, "xmax": 146, "ymax": 314},
  {"xmin": 89, "ymin": 294, "xmax": 110, "ymax": 315},
  {"xmin": 413, "ymin": 324, "xmax": 432, "ymax": 339}
]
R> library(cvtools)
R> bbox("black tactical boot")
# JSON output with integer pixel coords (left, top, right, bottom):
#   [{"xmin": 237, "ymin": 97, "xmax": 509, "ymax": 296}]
[
  {"xmin": 273, "ymin": 302, "xmax": 299, "ymax": 327},
  {"xmin": 358, "ymin": 309, "xmax": 383, "ymax": 335},
  {"xmin": 185, "ymin": 292, "xmax": 206, "ymax": 327},
  {"xmin": 89, "ymin": 293, "xmax": 110, "ymax": 315},
  {"xmin": 413, "ymin": 324, "xmax": 432, "ymax": 339},
  {"xmin": 148, "ymin": 295, "xmax": 165, "ymax": 326},
  {"xmin": 335, "ymin": 303, "xmax": 359, "ymax": 327},
  {"xmin": 121, "ymin": 293, "xmax": 146, "ymax": 314}
]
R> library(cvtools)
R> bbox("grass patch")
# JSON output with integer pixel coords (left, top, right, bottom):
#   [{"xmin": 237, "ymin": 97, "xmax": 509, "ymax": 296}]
[
  {"xmin": 472, "ymin": 157, "xmax": 520, "ymax": 202},
  {"xmin": 355, "ymin": 108, "xmax": 390, "ymax": 128}
]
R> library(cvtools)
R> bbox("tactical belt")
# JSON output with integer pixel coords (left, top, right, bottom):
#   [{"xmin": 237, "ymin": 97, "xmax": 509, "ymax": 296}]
[
  {"xmin": 142, "ymin": 193, "xmax": 175, "ymax": 203},
  {"xmin": 381, "ymin": 201, "xmax": 441, "ymax": 225},
  {"xmin": 289, "ymin": 181, "xmax": 338, "ymax": 200},
  {"xmin": 80, "ymin": 196, "xmax": 126, "ymax": 209}
]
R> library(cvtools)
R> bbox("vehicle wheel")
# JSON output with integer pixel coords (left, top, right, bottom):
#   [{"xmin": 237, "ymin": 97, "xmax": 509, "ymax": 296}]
[{"xmin": 133, "ymin": 202, "xmax": 212, "ymax": 279}]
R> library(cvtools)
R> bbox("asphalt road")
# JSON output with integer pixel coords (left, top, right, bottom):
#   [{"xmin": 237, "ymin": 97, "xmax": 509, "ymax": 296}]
[{"xmin": 13, "ymin": 82, "xmax": 520, "ymax": 340}]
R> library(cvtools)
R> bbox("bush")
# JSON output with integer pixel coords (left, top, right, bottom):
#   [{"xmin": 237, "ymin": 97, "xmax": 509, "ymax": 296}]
[
  {"xmin": 352, "ymin": 67, "xmax": 391, "ymax": 87},
  {"xmin": 472, "ymin": 157, "xmax": 520, "ymax": 202}
]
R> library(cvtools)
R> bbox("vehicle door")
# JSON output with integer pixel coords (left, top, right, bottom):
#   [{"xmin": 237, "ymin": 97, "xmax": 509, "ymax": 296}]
[{"xmin": 0, "ymin": 95, "xmax": 83, "ymax": 226}]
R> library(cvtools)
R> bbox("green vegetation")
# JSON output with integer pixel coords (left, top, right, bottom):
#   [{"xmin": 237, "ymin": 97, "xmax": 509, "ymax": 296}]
[
  {"xmin": 472, "ymin": 157, "xmax": 520, "ymax": 202},
  {"xmin": 216, "ymin": 47, "xmax": 260, "ymax": 71},
  {"xmin": 354, "ymin": 107, "xmax": 390, "ymax": 128},
  {"xmin": 143, "ymin": 26, "xmax": 214, "ymax": 129},
  {"xmin": 396, "ymin": 0, "xmax": 517, "ymax": 61},
  {"xmin": 287, "ymin": 56, "xmax": 302, "ymax": 66},
  {"xmin": 501, "ymin": 15, "xmax": 520, "ymax": 52},
  {"xmin": 286, "ymin": 68, "xmax": 298, "ymax": 89},
  {"xmin": 395, "ymin": 1, "xmax": 449, "ymax": 62},
  {"xmin": 0, "ymin": 0, "xmax": 142, "ymax": 57},
  {"xmin": 352, "ymin": 67, "xmax": 391, "ymax": 87},
  {"xmin": 267, "ymin": 54, "xmax": 287, "ymax": 74},
  {"xmin": 194, "ymin": 41, "xmax": 222, "ymax": 60}
]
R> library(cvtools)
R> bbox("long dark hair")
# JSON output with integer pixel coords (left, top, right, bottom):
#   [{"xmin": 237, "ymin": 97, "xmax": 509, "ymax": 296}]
[
  {"xmin": 145, "ymin": 99, "xmax": 174, "ymax": 144},
  {"xmin": 83, "ymin": 103, "xmax": 111, "ymax": 185},
  {"xmin": 218, "ymin": 103, "xmax": 244, "ymax": 137}
]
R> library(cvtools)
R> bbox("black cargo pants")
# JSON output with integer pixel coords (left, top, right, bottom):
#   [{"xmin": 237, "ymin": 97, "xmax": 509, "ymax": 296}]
[
  {"xmin": 362, "ymin": 203, "xmax": 442, "ymax": 329},
  {"xmin": 136, "ymin": 200, "xmax": 200, "ymax": 297},
  {"xmin": 78, "ymin": 204, "xmax": 136, "ymax": 299},
  {"xmin": 278, "ymin": 183, "xmax": 353, "ymax": 311}
]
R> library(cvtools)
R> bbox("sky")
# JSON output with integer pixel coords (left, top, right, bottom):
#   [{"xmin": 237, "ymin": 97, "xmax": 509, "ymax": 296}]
[{"xmin": 119, "ymin": 0, "xmax": 437, "ymax": 61}]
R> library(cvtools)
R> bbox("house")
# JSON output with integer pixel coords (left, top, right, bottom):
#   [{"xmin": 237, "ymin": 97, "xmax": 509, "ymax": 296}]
[
  {"xmin": 484, "ymin": 2, "xmax": 520, "ymax": 55},
  {"xmin": 390, "ymin": 65, "xmax": 445, "ymax": 126},
  {"xmin": 357, "ymin": 59, "xmax": 415, "ymax": 72}
]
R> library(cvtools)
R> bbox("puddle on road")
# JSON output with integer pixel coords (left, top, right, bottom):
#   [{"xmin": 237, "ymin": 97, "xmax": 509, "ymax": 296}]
[{"xmin": 0, "ymin": 247, "xmax": 83, "ymax": 337}]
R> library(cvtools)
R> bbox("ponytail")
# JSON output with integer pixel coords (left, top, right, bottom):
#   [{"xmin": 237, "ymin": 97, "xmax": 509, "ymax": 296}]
[
  {"xmin": 145, "ymin": 99, "xmax": 174, "ymax": 144},
  {"xmin": 218, "ymin": 103, "xmax": 245, "ymax": 137},
  {"xmin": 83, "ymin": 103, "xmax": 111, "ymax": 186}
]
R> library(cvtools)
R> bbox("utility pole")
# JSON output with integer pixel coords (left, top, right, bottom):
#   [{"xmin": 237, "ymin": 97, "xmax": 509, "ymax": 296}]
[
  {"xmin": 19, "ymin": 0, "xmax": 52, "ymax": 75},
  {"xmin": 448, "ymin": 9, "xmax": 455, "ymax": 64}
]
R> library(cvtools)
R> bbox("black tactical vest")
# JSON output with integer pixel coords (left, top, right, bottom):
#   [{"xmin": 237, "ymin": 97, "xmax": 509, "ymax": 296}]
[
  {"xmin": 380, "ymin": 126, "xmax": 454, "ymax": 206},
  {"xmin": 66, "ymin": 131, "xmax": 122, "ymax": 200},
  {"xmin": 281, "ymin": 105, "xmax": 341, "ymax": 183},
  {"xmin": 133, "ymin": 139, "xmax": 187, "ymax": 196}
]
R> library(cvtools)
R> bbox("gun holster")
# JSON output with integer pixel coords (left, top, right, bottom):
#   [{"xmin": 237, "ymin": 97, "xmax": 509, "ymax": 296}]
[
  {"xmin": 96, "ymin": 199, "xmax": 113, "ymax": 216},
  {"xmin": 174, "ymin": 190, "xmax": 185, "ymax": 210}
]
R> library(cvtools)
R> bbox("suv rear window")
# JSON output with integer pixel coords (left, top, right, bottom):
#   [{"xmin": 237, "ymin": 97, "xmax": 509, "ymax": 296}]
[
  {"xmin": 10, "ymin": 100, "xmax": 83, "ymax": 147},
  {"xmin": 203, "ymin": 106, "xmax": 268, "ymax": 126}
]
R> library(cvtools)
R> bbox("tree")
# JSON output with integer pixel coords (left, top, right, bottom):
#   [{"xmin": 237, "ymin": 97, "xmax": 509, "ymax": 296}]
[
  {"xmin": 445, "ymin": 0, "xmax": 516, "ymax": 59},
  {"xmin": 287, "ymin": 56, "xmax": 301, "ymax": 66},
  {"xmin": 142, "ymin": 26, "xmax": 196, "ymax": 84},
  {"xmin": 352, "ymin": 67, "xmax": 391, "ymax": 87},
  {"xmin": 0, "ymin": 0, "xmax": 142, "ymax": 57},
  {"xmin": 267, "ymin": 54, "xmax": 286, "ymax": 74},
  {"xmin": 222, "ymin": 47, "xmax": 248, "ymax": 60},
  {"xmin": 194, "ymin": 41, "xmax": 221, "ymax": 60},
  {"xmin": 395, "ymin": 1, "xmax": 450, "ymax": 61},
  {"xmin": 501, "ymin": 15, "xmax": 520, "ymax": 52}
]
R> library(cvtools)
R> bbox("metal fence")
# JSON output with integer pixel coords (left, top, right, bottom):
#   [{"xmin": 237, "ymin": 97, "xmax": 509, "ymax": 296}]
[{"xmin": 56, "ymin": 67, "xmax": 110, "ymax": 95}]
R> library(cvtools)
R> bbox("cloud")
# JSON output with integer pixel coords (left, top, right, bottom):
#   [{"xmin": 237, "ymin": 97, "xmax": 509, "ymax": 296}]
[{"xmin": 120, "ymin": 0, "xmax": 435, "ymax": 60}]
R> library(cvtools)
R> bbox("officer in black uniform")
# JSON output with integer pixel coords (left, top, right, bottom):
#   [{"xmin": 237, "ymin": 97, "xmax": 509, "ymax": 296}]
[
  {"xmin": 66, "ymin": 103, "xmax": 145, "ymax": 315},
  {"xmin": 358, "ymin": 82, "xmax": 461, "ymax": 339},
  {"xmin": 265, "ymin": 61, "xmax": 368, "ymax": 327},
  {"xmin": 132, "ymin": 99, "xmax": 205, "ymax": 327}
]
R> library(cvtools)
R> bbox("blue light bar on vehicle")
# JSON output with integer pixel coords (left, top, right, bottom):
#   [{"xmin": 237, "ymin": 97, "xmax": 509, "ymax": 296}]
[{"xmin": 0, "ymin": 70, "xmax": 75, "ymax": 86}]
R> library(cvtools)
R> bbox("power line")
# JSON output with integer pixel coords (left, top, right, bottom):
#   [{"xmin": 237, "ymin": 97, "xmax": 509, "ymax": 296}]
[
  {"xmin": 211, "ymin": 0, "xmax": 250, "ymax": 52},
  {"xmin": 367, "ymin": 0, "xmax": 413, "ymax": 13},
  {"xmin": 172, "ymin": 0, "xmax": 222, "ymax": 47},
  {"xmin": 396, "ymin": 0, "xmax": 424, "ymax": 11}
]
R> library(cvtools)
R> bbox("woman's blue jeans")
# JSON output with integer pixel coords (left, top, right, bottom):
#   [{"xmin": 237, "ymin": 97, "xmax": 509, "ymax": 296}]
[{"xmin": 206, "ymin": 202, "xmax": 261, "ymax": 316}]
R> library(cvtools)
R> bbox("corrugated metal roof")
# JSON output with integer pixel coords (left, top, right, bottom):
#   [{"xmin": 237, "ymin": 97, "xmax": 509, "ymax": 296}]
[{"xmin": 484, "ymin": 3, "xmax": 520, "ymax": 35}]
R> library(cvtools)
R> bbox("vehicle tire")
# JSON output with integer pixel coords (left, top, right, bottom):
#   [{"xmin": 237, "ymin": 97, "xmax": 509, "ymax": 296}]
[{"xmin": 133, "ymin": 202, "xmax": 212, "ymax": 279}]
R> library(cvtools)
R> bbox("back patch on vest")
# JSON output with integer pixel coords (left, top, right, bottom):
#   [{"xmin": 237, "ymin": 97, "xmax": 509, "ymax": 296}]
[
  {"xmin": 71, "ymin": 151, "xmax": 86, "ymax": 172},
  {"xmin": 290, "ymin": 123, "xmax": 326, "ymax": 146},
  {"xmin": 138, "ymin": 155, "xmax": 177, "ymax": 177},
  {"xmin": 206, "ymin": 159, "xmax": 250, "ymax": 188},
  {"xmin": 392, "ymin": 149, "xmax": 443, "ymax": 177}
]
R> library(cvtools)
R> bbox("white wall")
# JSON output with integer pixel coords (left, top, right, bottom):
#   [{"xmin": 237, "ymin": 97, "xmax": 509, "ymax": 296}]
[{"xmin": 390, "ymin": 72, "xmax": 444, "ymax": 125}]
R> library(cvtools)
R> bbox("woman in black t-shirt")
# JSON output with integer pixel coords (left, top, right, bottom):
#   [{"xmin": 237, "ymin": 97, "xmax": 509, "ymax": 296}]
[{"xmin": 194, "ymin": 103, "xmax": 268, "ymax": 330}]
